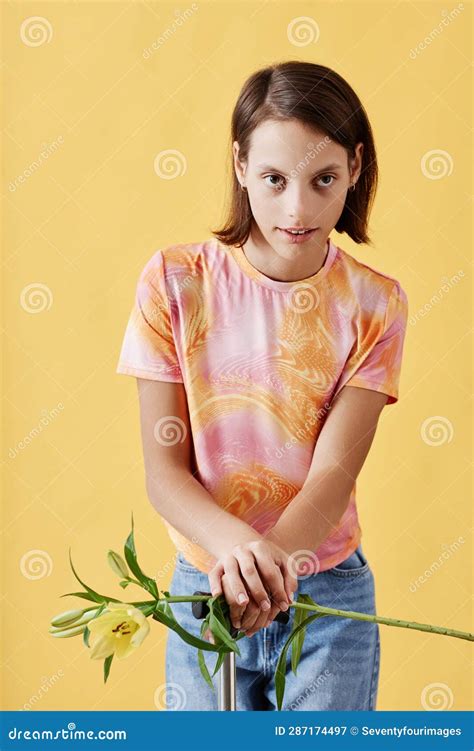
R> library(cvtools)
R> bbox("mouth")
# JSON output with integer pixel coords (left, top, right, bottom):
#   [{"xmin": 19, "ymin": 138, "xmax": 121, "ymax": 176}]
[{"xmin": 277, "ymin": 227, "xmax": 318, "ymax": 242}]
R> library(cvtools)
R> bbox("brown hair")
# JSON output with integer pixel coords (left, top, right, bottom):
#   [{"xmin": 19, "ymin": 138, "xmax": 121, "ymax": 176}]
[{"xmin": 212, "ymin": 60, "xmax": 378, "ymax": 247}]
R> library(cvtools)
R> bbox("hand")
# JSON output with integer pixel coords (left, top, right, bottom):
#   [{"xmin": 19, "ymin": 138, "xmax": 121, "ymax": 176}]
[
  {"xmin": 205, "ymin": 574, "xmax": 280, "ymax": 640},
  {"xmin": 239, "ymin": 590, "xmax": 283, "ymax": 637},
  {"xmin": 207, "ymin": 538, "xmax": 298, "ymax": 634}
]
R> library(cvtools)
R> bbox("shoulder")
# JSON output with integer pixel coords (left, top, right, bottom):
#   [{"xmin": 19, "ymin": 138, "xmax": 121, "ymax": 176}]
[
  {"xmin": 139, "ymin": 238, "xmax": 218, "ymax": 282},
  {"xmin": 334, "ymin": 242, "xmax": 408, "ymax": 312}
]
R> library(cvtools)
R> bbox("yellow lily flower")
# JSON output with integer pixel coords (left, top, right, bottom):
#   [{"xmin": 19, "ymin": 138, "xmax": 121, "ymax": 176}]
[{"xmin": 87, "ymin": 602, "xmax": 150, "ymax": 660}]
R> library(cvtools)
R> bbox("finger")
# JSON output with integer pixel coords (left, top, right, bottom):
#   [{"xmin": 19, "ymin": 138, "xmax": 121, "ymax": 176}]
[
  {"xmin": 263, "ymin": 601, "xmax": 281, "ymax": 628},
  {"xmin": 222, "ymin": 574, "xmax": 248, "ymax": 628},
  {"xmin": 204, "ymin": 627, "xmax": 215, "ymax": 644},
  {"xmin": 245, "ymin": 606, "xmax": 270, "ymax": 637},
  {"xmin": 240, "ymin": 599, "xmax": 261, "ymax": 631},
  {"xmin": 257, "ymin": 558, "xmax": 292, "ymax": 610},
  {"xmin": 208, "ymin": 562, "xmax": 224, "ymax": 598},
  {"xmin": 222, "ymin": 556, "xmax": 250, "ymax": 609},
  {"xmin": 280, "ymin": 559, "xmax": 298, "ymax": 603},
  {"xmin": 232, "ymin": 549, "xmax": 271, "ymax": 612}
]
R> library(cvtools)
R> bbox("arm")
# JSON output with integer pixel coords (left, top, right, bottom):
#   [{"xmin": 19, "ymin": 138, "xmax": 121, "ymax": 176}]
[
  {"xmin": 136, "ymin": 377, "xmax": 260, "ymax": 559},
  {"xmin": 138, "ymin": 377, "xmax": 297, "ymax": 618},
  {"xmin": 265, "ymin": 385, "xmax": 390, "ymax": 556}
]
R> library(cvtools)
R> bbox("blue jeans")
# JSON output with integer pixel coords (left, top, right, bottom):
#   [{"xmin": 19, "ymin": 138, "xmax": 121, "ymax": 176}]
[{"xmin": 165, "ymin": 544, "xmax": 380, "ymax": 711}]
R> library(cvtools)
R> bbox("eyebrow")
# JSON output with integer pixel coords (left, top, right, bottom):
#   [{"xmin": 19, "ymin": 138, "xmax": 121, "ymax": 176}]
[{"xmin": 256, "ymin": 162, "xmax": 343, "ymax": 173}]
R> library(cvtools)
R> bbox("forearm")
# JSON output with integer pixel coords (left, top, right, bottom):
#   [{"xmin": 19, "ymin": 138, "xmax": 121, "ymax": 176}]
[
  {"xmin": 266, "ymin": 466, "xmax": 353, "ymax": 555},
  {"xmin": 146, "ymin": 466, "xmax": 261, "ymax": 559}
]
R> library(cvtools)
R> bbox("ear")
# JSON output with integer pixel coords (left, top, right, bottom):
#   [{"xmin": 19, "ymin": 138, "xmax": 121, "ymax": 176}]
[
  {"xmin": 233, "ymin": 140, "xmax": 247, "ymax": 185},
  {"xmin": 350, "ymin": 142, "xmax": 364, "ymax": 184}
]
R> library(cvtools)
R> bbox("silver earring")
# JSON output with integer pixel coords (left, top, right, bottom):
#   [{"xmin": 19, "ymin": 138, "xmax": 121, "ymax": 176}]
[{"xmin": 349, "ymin": 183, "xmax": 356, "ymax": 192}]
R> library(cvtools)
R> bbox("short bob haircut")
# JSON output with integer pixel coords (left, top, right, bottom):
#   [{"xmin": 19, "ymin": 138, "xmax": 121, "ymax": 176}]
[{"xmin": 212, "ymin": 60, "xmax": 378, "ymax": 248}]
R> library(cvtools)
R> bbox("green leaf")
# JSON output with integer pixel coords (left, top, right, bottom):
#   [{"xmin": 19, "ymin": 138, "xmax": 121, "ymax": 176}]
[
  {"xmin": 275, "ymin": 612, "xmax": 329, "ymax": 710},
  {"xmin": 208, "ymin": 597, "xmax": 241, "ymax": 656},
  {"xmin": 67, "ymin": 550, "xmax": 113, "ymax": 604},
  {"xmin": 104, "ymin": 654, "xmax": 113, "ymax": 683},
  {"xmin": 119, "ymin": 580, "xmax": 131, "ymax": 589},
  {"xmin": 59, "ymin": 591, "xmax": 123, "ymax": 604},
  {"xmin": 211, "ymin": 649, "xmax": 227, "ymax": 677},
  {"xmin": 123, "ymin": 513, "xmax": 159, "ymax": 599},
  {"xmin": 151, "ymin": 600, "xmax": 219, "ymax": 653},
  {"xmin": 197, "ymin": 622, "xmax": 215, "ymax": 691},
  {"xmin": 197, "ymin": 648, "xmax": 214, "ymax": 690},
  {"xmin": 291, "ymin": 594, "xmax": 314, "ymax": 675}
]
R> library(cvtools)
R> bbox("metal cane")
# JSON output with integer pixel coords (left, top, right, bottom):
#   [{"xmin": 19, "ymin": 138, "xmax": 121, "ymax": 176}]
[{"xmin": 192, "ymin": 590, "xmax": 290, "ymax": 710}]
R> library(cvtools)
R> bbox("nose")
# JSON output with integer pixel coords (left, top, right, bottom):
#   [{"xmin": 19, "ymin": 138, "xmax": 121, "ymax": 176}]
[{"xmin": 284, "ymin": 182, "xmax": 315, "ymax": 223}]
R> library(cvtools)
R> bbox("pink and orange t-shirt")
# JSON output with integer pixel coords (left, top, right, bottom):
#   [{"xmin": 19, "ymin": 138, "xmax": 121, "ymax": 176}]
[{"xmin": 116, "ymin": 236, "xmax": 408, "ymax": 573}]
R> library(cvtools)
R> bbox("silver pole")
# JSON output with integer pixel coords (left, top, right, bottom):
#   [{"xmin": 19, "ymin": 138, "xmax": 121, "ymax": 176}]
[{"xmin": 218, "ymin": 651, "xmax": 236, "ymax": 710}]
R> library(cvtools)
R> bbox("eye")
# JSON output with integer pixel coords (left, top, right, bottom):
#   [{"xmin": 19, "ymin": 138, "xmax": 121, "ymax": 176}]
[
  {"xmin": 263, "ymin": 174, "xmax": 286, "ymax": 190},
  {"xmin": 316, "ymin": 174, "xmax": 335, "ymax": 188}
]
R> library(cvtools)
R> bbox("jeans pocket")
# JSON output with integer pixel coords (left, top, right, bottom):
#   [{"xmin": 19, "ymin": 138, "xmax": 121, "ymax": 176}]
[
  {"xmin": 174, "ymin": 551, "xmax": 203, "ymax": 574},
  {"xmin": 326, "ymin": 545, "xmax": 370, "ymax": 578}
]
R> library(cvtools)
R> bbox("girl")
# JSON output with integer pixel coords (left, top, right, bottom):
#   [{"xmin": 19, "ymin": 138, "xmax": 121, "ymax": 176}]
[{"xmin": 116, "ymin": 61, "xmax": 408, "ymax": 711}]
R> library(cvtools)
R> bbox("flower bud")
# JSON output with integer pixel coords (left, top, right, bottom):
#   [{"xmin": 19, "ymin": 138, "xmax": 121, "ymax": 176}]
[
  {"xmin": 50, "ymin": 608, "xmax": 100, "ymax": 631},
  {"xmin": 50, "ymin": 608, "xmax": 88, "ymax": 628},
  {"xmin": 107, "ymin": 550, "xmax": 129, "ymax": 579},
  {"xmin": 49, "ymin": 623, "xmax": 88, "ymax": 638}
]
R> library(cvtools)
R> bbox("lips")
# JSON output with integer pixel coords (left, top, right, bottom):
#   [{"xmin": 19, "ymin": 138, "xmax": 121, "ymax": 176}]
[
  {"xmin": 277, "ymin": 227, "xmax": 318, "ymax": 243},
  {"xmin": 280, "ymin": 228, "xmax": 314, "ymax": 234}
]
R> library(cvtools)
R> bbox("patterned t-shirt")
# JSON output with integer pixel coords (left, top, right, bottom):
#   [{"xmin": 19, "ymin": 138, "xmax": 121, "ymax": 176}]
[{"xmin": 116, "ymin": 235, "xmax": 408, "ymax": 573}]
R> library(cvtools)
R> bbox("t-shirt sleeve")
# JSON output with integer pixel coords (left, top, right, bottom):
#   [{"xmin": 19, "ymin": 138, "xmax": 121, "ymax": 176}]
[
  {"xmin": 333, "ymin": 281, "xmax": 408, "ymax": 405},
  {"xmin": 116, "ymin": 250, "xmax": 184, "ymax": 382}
]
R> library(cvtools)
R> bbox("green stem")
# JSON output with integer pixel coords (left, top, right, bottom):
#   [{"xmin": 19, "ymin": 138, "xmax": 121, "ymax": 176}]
[
  {"xmin": 120, "ymin": 595, "xmax": 474, "ymax": 641},
  {"xmin": 137, "ymin": 595, "xmax": 473, "ymax": 643},
  {"xmin": 292, "ymin": 602, "xmax": 473, "ymax": 642}
]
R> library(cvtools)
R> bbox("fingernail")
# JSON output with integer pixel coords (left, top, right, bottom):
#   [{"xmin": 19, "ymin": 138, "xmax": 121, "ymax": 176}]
[
  {"xmin": 238, "ymin": 594, "xmax": 248, "ymax": 604},
  {"xmin": 235, "ymin": 620, "xmax": 241, "ymax": 628},
  {"xmin": 279, "ymin": 601, "xmax": 289, "ymax": 611}
]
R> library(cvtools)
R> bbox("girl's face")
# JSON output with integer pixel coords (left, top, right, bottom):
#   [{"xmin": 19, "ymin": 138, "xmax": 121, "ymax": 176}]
[{"xmin": 233, "ymin": 119, "xmax": 363, "ymax": 255}]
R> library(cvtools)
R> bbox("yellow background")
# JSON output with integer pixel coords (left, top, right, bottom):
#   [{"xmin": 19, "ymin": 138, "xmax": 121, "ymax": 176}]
[{"xmin": 1, "ymin": 0, "xmax": 472, "ymax": 712}]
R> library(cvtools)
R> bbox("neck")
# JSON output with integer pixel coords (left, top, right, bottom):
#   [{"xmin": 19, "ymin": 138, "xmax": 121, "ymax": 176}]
[{"xmin": 242, "ymin": 225, "xmax": 329, "ymax": 283}]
